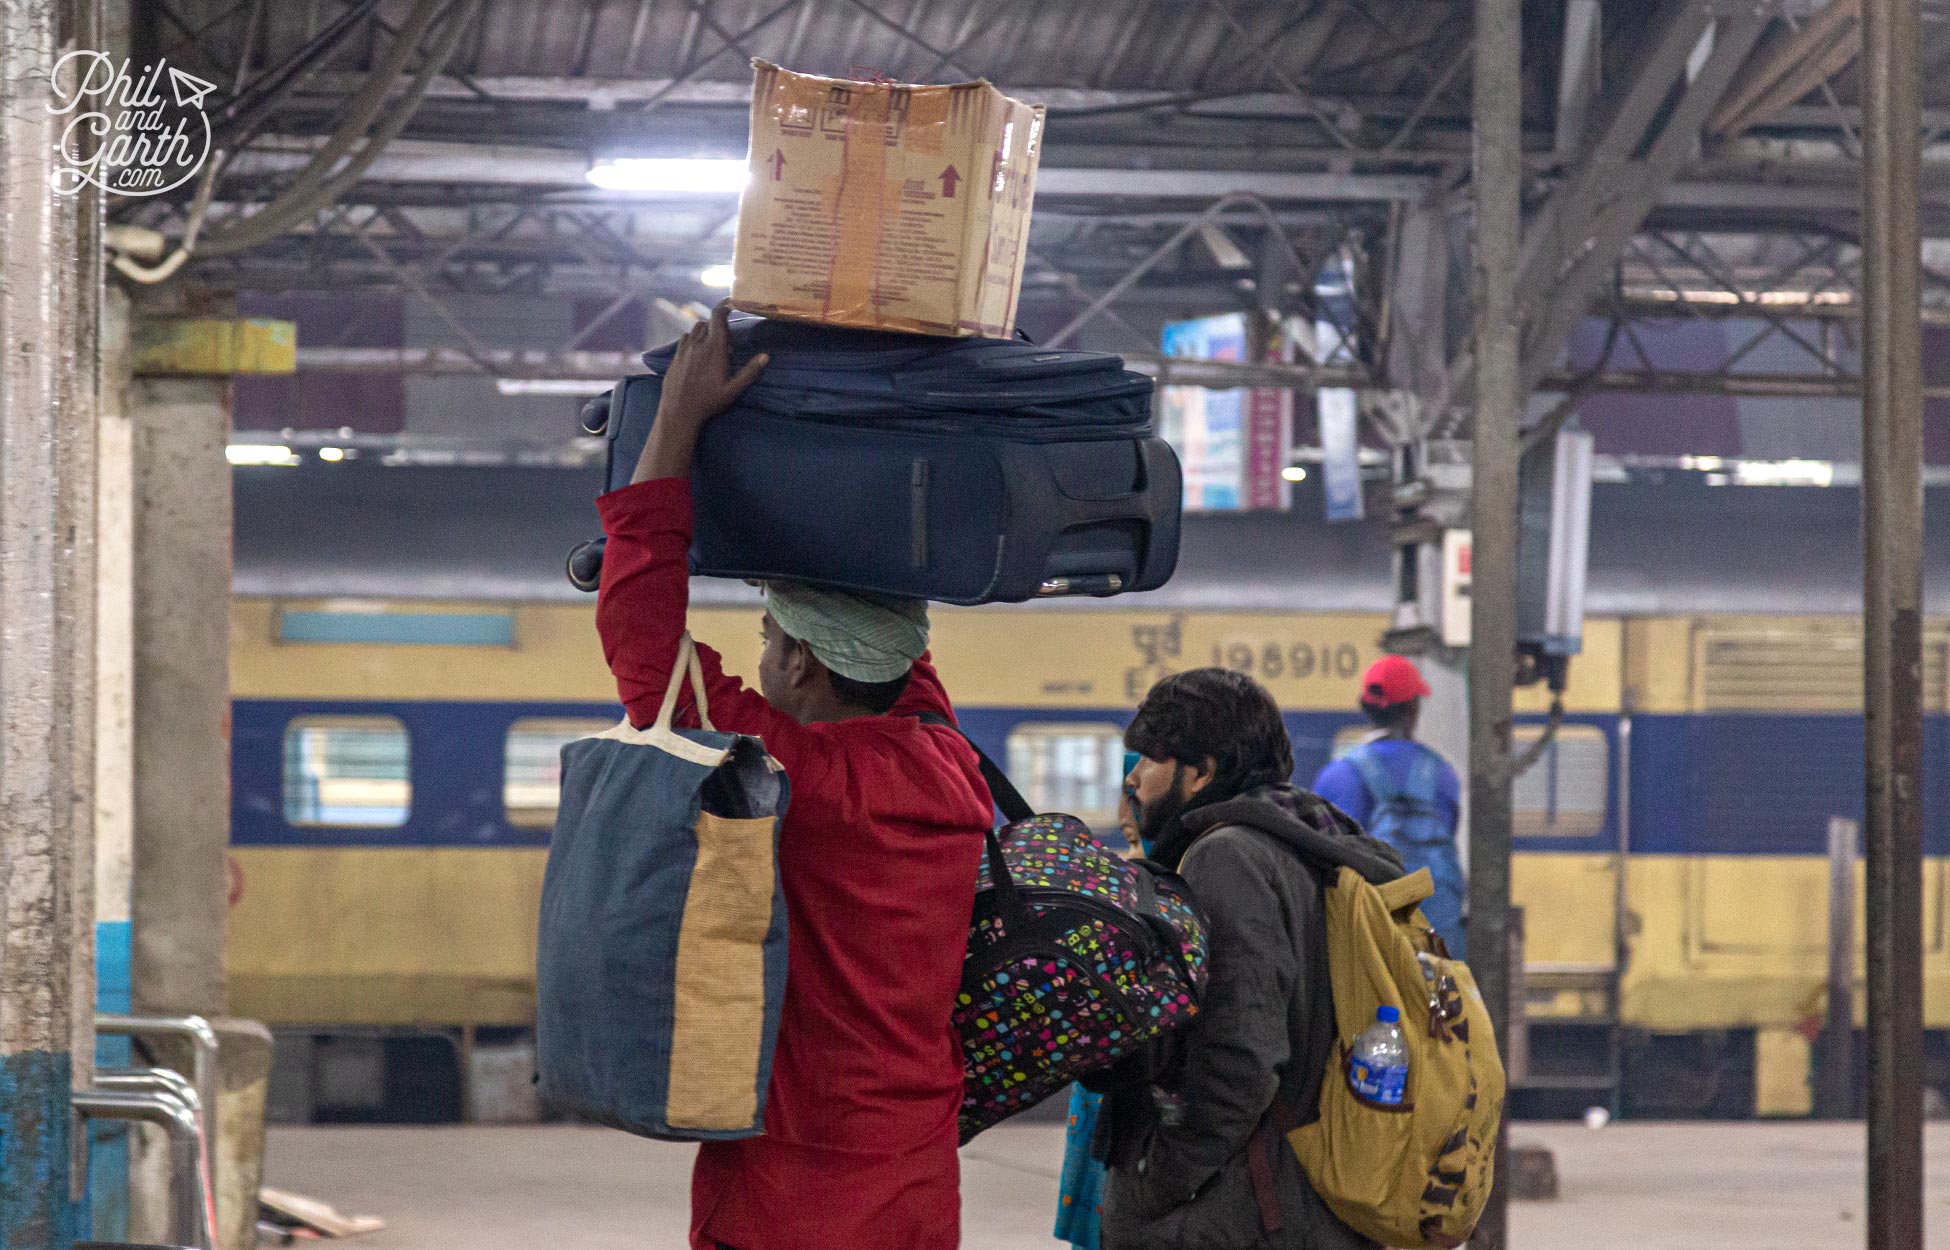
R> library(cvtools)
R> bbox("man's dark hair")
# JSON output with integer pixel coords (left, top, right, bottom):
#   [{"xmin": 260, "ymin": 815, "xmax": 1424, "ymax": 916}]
[
  {"xmin": 1362, "ymin": 699, "xmax": 1416, "ymax": 731},
  {"xmin": 1124, "ymin": 667, "xmax": 1295, "ymax": 805},
  {"xmin": 829, "ymin": 667, "xmax": 911, "ymax": 715}
]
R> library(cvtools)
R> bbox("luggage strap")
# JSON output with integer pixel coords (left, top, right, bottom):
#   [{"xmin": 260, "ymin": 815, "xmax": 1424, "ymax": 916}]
[
  {"xmin": 912, "ymin": 710, "xmax": 1036, "ymax": 934},
  {"xmin": 1246, "ymin": 1085, "xmax": 1306, "ymax": 1233},
  {"xmin": 912, "ymin": 710, "xmax": 1034, "ymax": 823}
]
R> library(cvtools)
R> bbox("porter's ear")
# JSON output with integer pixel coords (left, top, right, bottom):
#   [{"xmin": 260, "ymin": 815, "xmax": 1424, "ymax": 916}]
[
  {"xmin": 786, "ymin": 638, "xmax": 822, "ymax": 690},
  {"xmin": 1181, "ymin": 756, "xmax": 1218, "ymax": 798}
]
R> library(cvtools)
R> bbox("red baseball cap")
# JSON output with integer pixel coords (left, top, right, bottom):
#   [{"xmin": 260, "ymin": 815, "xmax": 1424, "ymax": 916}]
[{"xmin": 1361, "ymin": 655, "xmax": 1431, "ymax": 708}]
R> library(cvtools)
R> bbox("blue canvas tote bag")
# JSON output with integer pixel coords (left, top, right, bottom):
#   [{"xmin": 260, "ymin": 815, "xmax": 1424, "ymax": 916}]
[{"xmin": 536, "ymin": 632, "xmax": 790, "ymax": 1139}]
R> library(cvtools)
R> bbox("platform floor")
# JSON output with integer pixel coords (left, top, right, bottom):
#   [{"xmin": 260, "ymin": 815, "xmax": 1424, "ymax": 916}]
[{"xmin": 265, "ymin": 1121, "xmax": 1950, "ymax": 1249}]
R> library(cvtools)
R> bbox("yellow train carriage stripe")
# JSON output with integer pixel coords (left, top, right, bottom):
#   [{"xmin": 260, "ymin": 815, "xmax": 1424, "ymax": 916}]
[{"xmin": 233, "ymin": 598, "xmax": 1623, "ymax": 713}]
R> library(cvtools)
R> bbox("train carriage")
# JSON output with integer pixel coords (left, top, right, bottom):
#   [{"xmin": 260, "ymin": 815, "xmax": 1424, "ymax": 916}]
[{"xmin": 228, "ymin": 593, "xmax": 1947, "ymax": 1121}]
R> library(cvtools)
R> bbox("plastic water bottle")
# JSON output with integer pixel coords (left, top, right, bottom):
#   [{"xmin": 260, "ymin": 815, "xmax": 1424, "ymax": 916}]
[{"xmin": 1348, "ymin": 1005, "xmax": 1410, "ymax": 1106}]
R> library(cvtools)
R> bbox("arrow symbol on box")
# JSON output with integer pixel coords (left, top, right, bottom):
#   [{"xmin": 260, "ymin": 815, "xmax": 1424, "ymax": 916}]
[
  {"xmin": 939, "ymin": 165, "xmax": 959, "ymax": 198},
  {"xmin": 768, "ymin": 148, "xmax": 786, "ymax": 181},
  {"xmin": 167, "ymin": 64, "xmax": 218, "ymax": 110}
]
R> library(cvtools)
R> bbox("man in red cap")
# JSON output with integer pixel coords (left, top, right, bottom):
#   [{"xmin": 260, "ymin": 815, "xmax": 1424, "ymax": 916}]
[{"xmin": 1310, "ymin": 655, "xmax": 1467, "ymax": 957}]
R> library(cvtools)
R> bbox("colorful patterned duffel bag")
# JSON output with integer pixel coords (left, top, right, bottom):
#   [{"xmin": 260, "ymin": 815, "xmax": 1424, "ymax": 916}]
[{"xmin": 955, "ymin": 813, "xmax": 1211, "ymax": 1142}]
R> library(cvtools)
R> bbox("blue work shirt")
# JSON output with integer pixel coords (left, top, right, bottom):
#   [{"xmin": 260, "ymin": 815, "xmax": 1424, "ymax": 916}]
[{"xmin": 1311, "ymin": 736, "xmax": 1462, "ymax": 836}]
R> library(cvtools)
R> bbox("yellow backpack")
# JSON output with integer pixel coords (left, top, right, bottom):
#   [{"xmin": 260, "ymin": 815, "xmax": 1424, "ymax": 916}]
[{"xmin": 1273, "ymin": 866, "xmax": 1506, "ymax": 1249}]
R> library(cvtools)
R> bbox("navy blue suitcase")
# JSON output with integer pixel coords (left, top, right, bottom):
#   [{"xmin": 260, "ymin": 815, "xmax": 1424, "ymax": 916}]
[{"xmin": 567, "ymin": 316, "xmax": 1180, "ymax": 605}]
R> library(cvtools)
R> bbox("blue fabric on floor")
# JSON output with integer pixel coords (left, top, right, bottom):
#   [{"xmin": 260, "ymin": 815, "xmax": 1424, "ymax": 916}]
[{"xmin": 1054, "ymin": 1085, "xmax": 1106, "ymax": 1249}]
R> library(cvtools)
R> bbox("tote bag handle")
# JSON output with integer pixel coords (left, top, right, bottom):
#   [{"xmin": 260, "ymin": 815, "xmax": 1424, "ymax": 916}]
[{"xmin": 652, "ymin": 631, "xmax": 717, "ymax": 733}]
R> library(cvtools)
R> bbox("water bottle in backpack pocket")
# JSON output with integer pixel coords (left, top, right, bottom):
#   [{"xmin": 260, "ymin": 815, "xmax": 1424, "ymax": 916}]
[{"xmin": 1348, "ymin": 1006, "xmax": 1410, "ymax": 1107}]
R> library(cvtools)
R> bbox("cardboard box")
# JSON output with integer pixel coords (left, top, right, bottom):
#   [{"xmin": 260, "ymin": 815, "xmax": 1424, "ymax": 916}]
[{"xmin": 731, "ymin": 61, "xmax": 1044, "ymax": 339}]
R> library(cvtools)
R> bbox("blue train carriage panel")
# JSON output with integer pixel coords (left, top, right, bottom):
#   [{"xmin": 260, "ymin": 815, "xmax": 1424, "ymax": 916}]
[
  {"xmin": 227, "ymin": 599, "xmax": 627, "ymax": 1028},
  {"xmin": 947, "ymin": 608, "xmax": 1395, "ymax": 844}
]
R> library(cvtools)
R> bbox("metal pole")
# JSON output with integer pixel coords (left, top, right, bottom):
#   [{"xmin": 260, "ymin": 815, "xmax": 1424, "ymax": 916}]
[
  {"xmin": 1861, "ymin": 0, "xmax": 1925, "ymax": 1245},
  {"xmin": 1821, "ymin": 816, "xmax": 1859, "ymax": 1119},
  {"xmin": 1469, "ymin": 0, "xmax": 1522, "ymax": 1244}
]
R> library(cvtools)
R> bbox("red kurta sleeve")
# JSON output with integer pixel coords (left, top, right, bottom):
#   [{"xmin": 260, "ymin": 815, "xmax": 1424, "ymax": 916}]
[{"xmin": 595, "ymin": 477, "xmax": 819, "ymax": 776}]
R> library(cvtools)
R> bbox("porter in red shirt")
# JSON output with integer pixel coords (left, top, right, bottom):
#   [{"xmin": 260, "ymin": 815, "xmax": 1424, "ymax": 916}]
[{"xmin": 596, "ymin": 477, "xmax": 990, "ymax": 1250}]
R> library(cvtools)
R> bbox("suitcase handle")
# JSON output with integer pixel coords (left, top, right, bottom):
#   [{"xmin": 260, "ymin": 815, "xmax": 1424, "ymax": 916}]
[
  {"xmin": 994, "ymin": 439, "xmax": 1182, "ymax": 600},
  {"xmin": 1030, "ymin": 437, "xmax": 1173, "ymax": 511}
]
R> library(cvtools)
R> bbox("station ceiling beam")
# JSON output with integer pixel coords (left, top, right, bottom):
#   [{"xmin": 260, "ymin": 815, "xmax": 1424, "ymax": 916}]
[{"xmin": 1511, "ymin": 7, "xmax": 1771, "ymax": 404}]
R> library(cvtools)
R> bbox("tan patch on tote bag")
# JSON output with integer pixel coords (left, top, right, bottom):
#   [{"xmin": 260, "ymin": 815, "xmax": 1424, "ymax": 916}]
[{"xmin": 665, "ymin": 809, "xmax": 779, "ymax": 1130}]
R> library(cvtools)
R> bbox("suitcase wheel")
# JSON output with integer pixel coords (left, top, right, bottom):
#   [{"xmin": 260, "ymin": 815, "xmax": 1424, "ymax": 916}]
[
  {"xmin": 566, "ymin": 537, "xmax": 606, "ymax": 592},
  {"xmin": 579, "ymin": 392, "xmax": 613, "ymax": 435}
]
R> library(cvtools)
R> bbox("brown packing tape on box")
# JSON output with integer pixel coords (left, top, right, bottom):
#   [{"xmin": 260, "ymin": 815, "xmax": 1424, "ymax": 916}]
[{"xmin": 731, "ymin": 60, "xmax": 1044, "ymax": 339}]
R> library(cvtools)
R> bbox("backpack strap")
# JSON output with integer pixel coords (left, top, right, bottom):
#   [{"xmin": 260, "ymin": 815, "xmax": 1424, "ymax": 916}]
[
  {"xmin": 1344, "ymin": 741, "xmax": 1398, "ymax": 805},
  {"xmin": 911, "ymin": 710, "xmax": 1034, "ymax": 823},
  {"xmin": 1402, "ymin": 747, "xmax": 1443, "ymax": 806},
  {"xmin": 1349, "ymin": 741, "xmax": 1443, "ymax": 813}
]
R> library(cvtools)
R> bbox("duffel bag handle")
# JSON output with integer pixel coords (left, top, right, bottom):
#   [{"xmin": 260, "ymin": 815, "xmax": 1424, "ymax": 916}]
[
  {"xmin": 913, "ymin": 710, "xmax": 1035, "ymax": 925},
  {"xmin": 653, "ymin": 631, "xmax": 717, "ymax": 733},
  {"xmin": 981, "ymin": 827, "xmax": 1029, "ymax": 924},
  {"xmin": 911, "ymin": 711, "xmax": 1034, "ymax": 824}
]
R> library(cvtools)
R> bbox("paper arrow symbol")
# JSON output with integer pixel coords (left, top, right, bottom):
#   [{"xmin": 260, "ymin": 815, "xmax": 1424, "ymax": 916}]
[
  {"xmin": 167, "ymin": 64, "xmax": 218, "ymax": 110},
  {"xmin": 768, "ymin": 148, "xmax": 786, "ymax": 181},
  {"xmin": 939, "ymin": 165, "xmax": 959, "ymax": 198}
]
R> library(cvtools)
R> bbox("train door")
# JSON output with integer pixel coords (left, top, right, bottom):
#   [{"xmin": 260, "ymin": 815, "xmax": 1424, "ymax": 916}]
[{"xmin": 1509, "ymin": 716, "xmax": 1624, "ymax": 1047}]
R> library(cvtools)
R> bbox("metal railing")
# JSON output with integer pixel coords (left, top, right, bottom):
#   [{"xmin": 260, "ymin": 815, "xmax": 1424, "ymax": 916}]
[
  {"xmin": 90, "ymin": 1014, "xmax": 224, "ymax": 1250},
  {"xmin": 73, "ymin": 1080, "xmax": 212, "ymax": 1250}
]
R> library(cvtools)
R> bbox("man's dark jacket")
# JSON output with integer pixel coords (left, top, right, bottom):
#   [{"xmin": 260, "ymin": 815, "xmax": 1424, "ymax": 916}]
[{"xmin": 1099, "ymin": 784, "xmax": 1404, "ymax": 1250}]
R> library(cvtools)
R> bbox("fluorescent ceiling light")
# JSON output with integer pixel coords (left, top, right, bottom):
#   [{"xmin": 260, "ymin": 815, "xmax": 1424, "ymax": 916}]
[
  {"xmin": 1281, "ymin": 466, "xmax": 1308, "ymax": 482},
  {"xmin": 318, "ymin": 446, "xmax": 347, "ymax": 462},
  {"xmin": 495, "ymin": 377, "xmax": 613, "ymax": 396},
  {"xmin": 586, "ymin": 156, "xmax": 748, "ymax": 194},
  {"xmin": 1732, "ymin": 457, "xmax": 1835, "ymax": 487},
  {"xmin": 700, "ymin": 263, "xmax": 736, "ymax": 289},
  {"xmin": 226, "ymin": 443, "xmax": 298, "ymax": 466}
]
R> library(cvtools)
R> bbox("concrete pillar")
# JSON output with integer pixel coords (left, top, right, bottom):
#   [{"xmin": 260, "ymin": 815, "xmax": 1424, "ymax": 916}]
[
  {"xmin": 129, "ymin": 377, "xmax": 233, "ymax": 1018},
  {"xmin": 1, "ymin": 1, "xmax": 101, "ymax": 1242},
  {"xmin": 127, "ymin": 374, "xmax": 235, "ymax": 1246}
]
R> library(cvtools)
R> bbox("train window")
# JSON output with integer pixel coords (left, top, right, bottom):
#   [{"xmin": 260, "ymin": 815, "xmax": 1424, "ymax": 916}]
[
  {"xmin": 1512, "ymin": 724, "xmax": 1607, "ymax": 838},
  {"xmin": 1006, "ymin": 723, "xmax": 1126, "ymax": 827},
  {"xmin": 504, "ymin": 718, "xmax": 613, "ymax": 828},
  {"xmin": 282, "ymin": 716, "xmax": 411, "ymax": 827}
]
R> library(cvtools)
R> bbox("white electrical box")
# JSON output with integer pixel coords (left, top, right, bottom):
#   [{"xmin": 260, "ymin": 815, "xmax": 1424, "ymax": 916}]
[
  {"xmin": 1441, "ymin": 528, "xmax": 1472, "ymax": 648},
  {"xmin": 1516, "ymin": 428, "xmax": 1594, "ymax": 657}
]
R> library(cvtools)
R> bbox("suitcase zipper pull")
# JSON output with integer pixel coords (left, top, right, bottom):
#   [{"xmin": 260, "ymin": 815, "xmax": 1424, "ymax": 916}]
[{"xmin": 1038, "ymin": 574, "xmax": 1125, "ymax": 597}]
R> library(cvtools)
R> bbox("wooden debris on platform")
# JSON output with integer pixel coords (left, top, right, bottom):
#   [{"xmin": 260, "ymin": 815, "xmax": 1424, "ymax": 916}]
[{"xmin": 258, "ymin": 1187, "xmax": 385, "ymax": 1239}]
